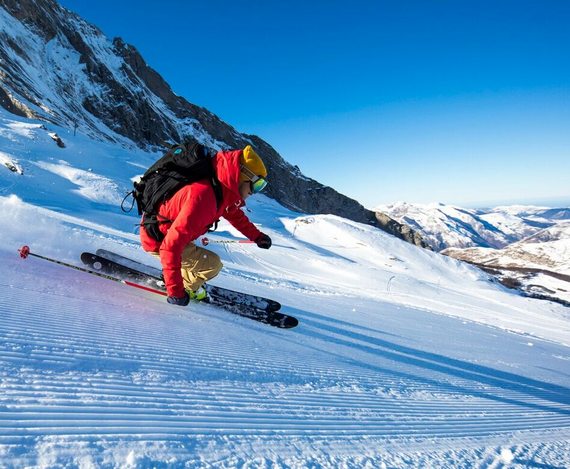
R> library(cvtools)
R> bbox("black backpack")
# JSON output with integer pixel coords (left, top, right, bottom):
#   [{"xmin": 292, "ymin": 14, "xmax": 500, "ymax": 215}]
[{"xmin": 122, "ymin": 141, "xmax": 223, "ymax": 242}]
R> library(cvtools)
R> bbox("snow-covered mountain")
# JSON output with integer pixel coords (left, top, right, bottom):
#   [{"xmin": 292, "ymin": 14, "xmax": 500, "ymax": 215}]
[
  {"xmin": 376, "ymin": 201, "xmax": 567, "ymax": 251},
  {"xmin": 443, "ymin": 222, "xmax": 570, "ymax": 274},
  {"xmin": 376, "ymin": 202, "xmax": 508, "ymax": 250},
  {"xmin": 1, "ymin": 98, "xmax": 570, "ymax": 467},
  {"xmin": 378, "ymin": 202, "xmax": 570, "ymax": 305},
  {"xmin": 480, "ymin": 205, "xmax": 569, "ymax": 243},
  {"xmin": 443, "ymin": 222, "xmax": 570, "ymax": 305},
  {"xmin": 0, "ymin": 0, "xmax": 427, "ymax": 247}
]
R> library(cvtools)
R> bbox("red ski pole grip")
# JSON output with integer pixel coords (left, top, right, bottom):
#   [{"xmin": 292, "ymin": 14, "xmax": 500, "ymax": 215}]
[
  {"xmin": 201, "ymin": 237, "xmax": 209, "ymax": 246},
  {"xmin": 19, "ymin": 245, "xmax": 30, "ymax": 259}
]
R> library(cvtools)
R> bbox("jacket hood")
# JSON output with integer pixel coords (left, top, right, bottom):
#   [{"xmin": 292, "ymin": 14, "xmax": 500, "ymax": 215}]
[{"xmin": 213, "ymin": 149, "xmax": 242, "ymax": 197}]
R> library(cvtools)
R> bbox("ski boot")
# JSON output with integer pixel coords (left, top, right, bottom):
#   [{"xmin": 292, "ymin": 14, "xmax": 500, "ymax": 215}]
[{"xmin": 187, "ymin": 286, "xmax": 208, "ymax": 301}]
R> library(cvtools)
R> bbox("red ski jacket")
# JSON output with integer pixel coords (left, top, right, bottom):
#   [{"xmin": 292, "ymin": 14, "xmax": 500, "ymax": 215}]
[{"xmin": 140, "ymin": 149, "xmax": 263, "ymax": 297}]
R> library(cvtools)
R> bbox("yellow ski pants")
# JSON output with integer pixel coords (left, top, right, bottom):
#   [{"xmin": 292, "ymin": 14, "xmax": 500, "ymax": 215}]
[{"xmin": 152, "ymin": 243, "xmax": 223, "ymax": 293}]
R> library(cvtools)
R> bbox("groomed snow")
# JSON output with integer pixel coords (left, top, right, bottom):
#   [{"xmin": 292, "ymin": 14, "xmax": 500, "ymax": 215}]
[{"xmin": 1, "ymin": 110, "xmax": 570, "ymax": 467}]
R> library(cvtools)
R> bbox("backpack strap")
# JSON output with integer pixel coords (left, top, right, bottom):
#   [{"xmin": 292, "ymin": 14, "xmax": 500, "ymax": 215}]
[
  {"xmin": 207, "ymin": 175, "xmax": 224, "ymax": 232},
  {"xmin": 121, "ymin": 190, "xmax": 136, "ymax": 213},
  {"xmin": 208, "ymin": 220, "xmax": 219, "ymax": 233},
  {"xmin": 210, "ymin": 175, "xmax": 223, "ymax": 208}
]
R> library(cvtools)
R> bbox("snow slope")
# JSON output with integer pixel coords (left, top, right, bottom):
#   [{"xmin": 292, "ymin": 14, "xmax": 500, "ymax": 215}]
[{"xmin": 1, "ymin": 110, "xmax": 570, "ymax": 466}]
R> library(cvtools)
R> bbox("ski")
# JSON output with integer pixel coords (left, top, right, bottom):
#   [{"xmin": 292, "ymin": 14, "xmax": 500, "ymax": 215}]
[
  {"xmin": 94, "ymin": 249, "xmax": 282, "ymax": 313},
  {"xmin": 96, "ymin": 248, "xmax": 162, "ymax": 278},
  {"xmin": 18, "ymin": 246, "xmax": 168, "ymax": 297},
  {"xmin": 81, "ymin": 252, "xmax": 298, "ymax": 329}
]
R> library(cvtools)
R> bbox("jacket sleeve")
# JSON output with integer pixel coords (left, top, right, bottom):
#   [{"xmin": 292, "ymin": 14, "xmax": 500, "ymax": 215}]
[
  {"xmin": 160, "ymin": 186, "xmax": 216, "ymax": 297},
  {"xmin": 223, "ymin": 203, "xmax": 263, "ymax": 242}
]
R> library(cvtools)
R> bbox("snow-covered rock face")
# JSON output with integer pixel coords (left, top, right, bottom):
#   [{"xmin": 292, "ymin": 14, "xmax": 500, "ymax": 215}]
[{"xmin": 0, "ymin": 0, "xmax": 221, "ymax": 147}]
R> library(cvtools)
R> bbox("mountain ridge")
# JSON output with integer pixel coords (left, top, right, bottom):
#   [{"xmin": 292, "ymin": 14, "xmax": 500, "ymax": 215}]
[{"xmin": 0, "ymin": 0, "xmax": 428, "ymax": 248}]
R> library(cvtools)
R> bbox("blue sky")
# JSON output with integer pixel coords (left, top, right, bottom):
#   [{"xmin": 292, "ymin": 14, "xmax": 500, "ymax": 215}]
[{"xmin": 59, "ymin": 0, "xmax": 570, "ymax": 208}]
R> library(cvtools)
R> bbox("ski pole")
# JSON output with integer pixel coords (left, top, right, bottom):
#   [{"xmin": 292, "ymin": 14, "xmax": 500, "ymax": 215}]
[
  {"xmin": 18, "ymin": 246, "xmax": 167, "ymax": 296},
  {"xmin": 201, "ymin": 237, "xmax": 296, "ymax": 250},
  {"xmin": 201, "ymin": 237, "xmax": 255, "ymax": 246}
]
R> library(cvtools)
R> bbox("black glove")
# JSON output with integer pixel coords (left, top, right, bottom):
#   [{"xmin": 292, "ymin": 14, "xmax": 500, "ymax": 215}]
[
  {"xmin": 255, "ymin": 233, "xmax": 272, "ymax": 249},
  {"xmin": 167, "ymin": 292, "xmax": 190, "ymax": 306}
]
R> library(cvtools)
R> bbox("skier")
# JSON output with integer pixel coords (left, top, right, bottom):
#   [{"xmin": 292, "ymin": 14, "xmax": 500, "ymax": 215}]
[{"xmin": 140, "ymin": 145, "xmax": 272, "ymax": 306}]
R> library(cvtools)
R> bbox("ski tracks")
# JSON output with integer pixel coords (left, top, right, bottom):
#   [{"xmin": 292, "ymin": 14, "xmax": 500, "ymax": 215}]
[{"xmin": 1, "ymin": 253, "xmax": 570, "ymax": 467}]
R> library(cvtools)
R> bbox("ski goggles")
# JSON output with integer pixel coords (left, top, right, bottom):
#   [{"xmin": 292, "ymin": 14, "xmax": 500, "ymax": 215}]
[{"xmin": 240, "ymin": 165, "xmax": 268, "ymax": 194}]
